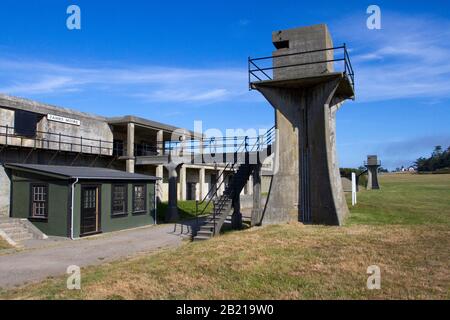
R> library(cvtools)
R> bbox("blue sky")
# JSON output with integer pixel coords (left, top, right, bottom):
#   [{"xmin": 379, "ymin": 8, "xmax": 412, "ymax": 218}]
[{"xmin": 0, "ymin": 0, "xmax": 449, "ymax": 170}]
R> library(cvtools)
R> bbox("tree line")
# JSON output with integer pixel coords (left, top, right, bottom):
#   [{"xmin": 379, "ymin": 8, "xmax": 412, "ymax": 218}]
[{"xmin": 415, "ymin": 145, "xmax": 450, "ymax": 172}]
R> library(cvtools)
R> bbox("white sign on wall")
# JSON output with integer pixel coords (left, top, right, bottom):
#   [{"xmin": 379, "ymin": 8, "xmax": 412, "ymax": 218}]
[{"xmin": 47, "ymin": 114, "xmax": 81, "ymax": 126}]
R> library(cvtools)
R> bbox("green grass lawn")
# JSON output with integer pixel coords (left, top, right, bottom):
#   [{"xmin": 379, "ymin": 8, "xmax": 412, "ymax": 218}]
[
  {"xmin": 346, "ymin": 173, "xmax": 450, "ymax": 226},
  {"xmin": 1, "ymin": 173, "xmax": 449, "ymax": 299},
  {"xmin": 156, "ymin": 200, "xmax": 213, "ymax": 222}
]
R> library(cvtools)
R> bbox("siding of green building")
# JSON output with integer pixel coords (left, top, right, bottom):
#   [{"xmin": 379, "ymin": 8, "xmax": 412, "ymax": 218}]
[
  {"xmin": 73, "ymin": 182, "xmax": 156, "ymax": 237},
  {"xmin": 10, "ymin": 170, "xmax": 156, "ymax": 238},
  {"xmin": 10, "ymin": 171, "xmax": 70, "ymax": 237}
]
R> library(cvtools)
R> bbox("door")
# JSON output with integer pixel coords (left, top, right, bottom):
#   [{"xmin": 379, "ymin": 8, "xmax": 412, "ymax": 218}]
[
  {"xmin": 186, "ymin": 183, "xmax": 196, "ymax": 200},
  {"xmin": 81, "ymin": 186, "xmax": 101, "ymax": 236},
  {"xmin": 210, "ymin": 174, "xmax": 217, "ymax": 198}
]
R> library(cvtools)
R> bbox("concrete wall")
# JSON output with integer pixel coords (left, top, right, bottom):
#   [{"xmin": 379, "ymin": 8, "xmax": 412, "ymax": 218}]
[
  {"xmin": 186, "ymin": 168, "xmax": 200, "ymax": 200},
  {"xmin": 0, "ymin": 108, "xmax": 14, "ymax": 127},
  {"xmin": 0, "ymin": 105, "xmax": 114, "ymax": 156},
  {"xmin": 341, "ymin": 177, "xmax": 352, "ymax": 192},
  {"xmin": 261, "ymin": 175, "xmax": 271, "ymax": 194},
  {"xmin": 240, "ymin": 194, "xmax": 267, "ymax": 210},
  {"xmin": 37, "ymin": 115, "xmax": 113, "ymax": 155},
  {"xmin": 257, "ymin": 77, "xmax": 349, "ymax": 226},
  {"xmin": 0, "ymin": 165, "xmax": 11, "ymax": 217},
  {"xmin": 272, "ymin": 24, "xmax": 334, "ymax": 80}
]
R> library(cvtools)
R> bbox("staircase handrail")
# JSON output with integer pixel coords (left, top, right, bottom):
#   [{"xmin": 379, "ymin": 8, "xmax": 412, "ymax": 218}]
[
  {"xmin": 195, "ymin": 138, "xmax": 247, "ymax": 219},
  {"xmin": 195, "ymin": 126, "xmax": 275, "ymax": 234}
]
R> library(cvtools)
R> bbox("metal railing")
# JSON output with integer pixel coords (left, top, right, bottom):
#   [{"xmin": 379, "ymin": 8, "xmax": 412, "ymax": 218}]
[
  {"xmin": 194, "ymin": 126, "xmax": 276, "ymax": 235},
  {"xmin": 0, "ymin": 124, "xmax": 113, "ymax": 155},
  {"xmin": 248, "ymin": 44, "xmax": 355, "ymax": 91},
  {"xmin": 165, "ymin": 128, "xmax": 275, "ymax": 157},
  {"xmin": 115, "ymin": 132, "xmax": 275, "ymax": 158},
  {"xmin": 113, "ymin": 141, "xmax": 160, "ymax": 157},
  {"xmin": 0, "ymin": 123, "xmax": 277, "ymax": 163},
  {"xmin": 364, "ymin": 160, "xmax": 381, "ymax": 166}
]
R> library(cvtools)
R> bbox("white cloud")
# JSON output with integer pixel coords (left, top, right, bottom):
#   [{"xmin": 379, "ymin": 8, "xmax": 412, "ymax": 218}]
[
  {"xmin": 135, "ymin": 88, "xmax": 231, "ymax": 103},
  {"xmin": 0, "ymin": 58, "xmax": 250, "ymax": 104},
  {"xmin": 238, "ymin": 19, "xmax": 250, "ymax": 26},
  {"xmin": 332, "ymin": 13, "xmax": 450, "ymax": 102},
  {"xmin": 3, "ymin": 12, "xmax": 450, "ymax": 105},
  {"xmin": 0, "ymin": 76, "xmax": 78, "ymax": 94}
]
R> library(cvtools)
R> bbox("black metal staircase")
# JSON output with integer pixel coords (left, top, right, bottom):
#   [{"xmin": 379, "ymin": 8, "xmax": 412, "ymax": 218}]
[
  {"xmin": 192, "ymin": 127, "xmax": 275, "ymax": 241},
  {"xmin": 193, "ymin": 163, "xmax": 255, "ymax": 241}
]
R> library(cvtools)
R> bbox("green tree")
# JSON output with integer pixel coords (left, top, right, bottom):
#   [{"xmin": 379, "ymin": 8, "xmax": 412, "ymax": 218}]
[{"xmin": 415, "ymin": 145, "xmax": 450, "ymax": 172}]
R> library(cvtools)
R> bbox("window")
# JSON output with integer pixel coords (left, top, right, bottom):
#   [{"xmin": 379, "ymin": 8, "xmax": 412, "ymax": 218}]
[
  {"xmin": 112, "ymin": 184, "xmax": 127, "ymax": 216},
  {"xmin": 113, "ymin": 140, "xmax": 124, "ymax": 156},
  {"xmin": 15, "ymin": 110, "xmax": 38, "ymax": 137},
  {"xmin": 274, "ymin": 40, "xmax": 289, "ymax": 49},
  {"xmin": 31, "ymin": 184, "xmax": 48, "ymax": 218},
  {"xmin": 132, "ymin": 184, "xmax": 146, "ymax": 213}
]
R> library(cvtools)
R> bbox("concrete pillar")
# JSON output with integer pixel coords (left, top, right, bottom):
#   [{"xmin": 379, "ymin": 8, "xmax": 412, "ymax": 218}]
[
  {"xmin": 366, "ymin": 166, "xmax": 380, "ymax": 190},
  {"xmin": 251, "ymin": 164, "xmax": 262, "ymax": 226},
  {"xmin": 156, "ymin": 165, "xmax": 164, "ymax": 203},
  {"xmin": 218, "ymin": 168, "xmax": 225, "ymax": 196},
  {"xmin": 165, "ymin": 164, "xmax": 179, "ymax": 222},
  {"xmin": 231, "ymin": 192, "xmax": 242, "ymax": 230},
  {"xmin": 0, "ymin": 165, "xmax": 10, "ymax": 217},
  {"xmin": 252, "ymin": 25, "xmax": 354, "ymax": 226},
  {"xmin": 246, "ymin": 175, "xmax": 253, "ymax": 195},
  {"xmin": 199, "ymin": 167, "xmax": 205, "ymax": 200},
  {"xmin": 179, "ymin": 165, "xmax": 186, "ymax": 201},
  {"xmin": 157, "ymin": 129, "xmax": 164, "ymax": 155},
  {"xmin": 126, "ymin": 122, "xmax": 135, "ymax": 173},
  {"xmin": 365, "ymin": 155, "xmax": 380, "ymax": 190}
]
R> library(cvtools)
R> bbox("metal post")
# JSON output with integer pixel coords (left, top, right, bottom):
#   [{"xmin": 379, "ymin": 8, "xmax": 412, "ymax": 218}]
[
  {"xmin": 195, "ymin": 200, "xmax": 199, "ymax": 229},
  {"xmin": 223, "ymin": 137, "xmax": 226, "ymax": 163},
  {"xmin": 248, "ymin": 57, "xmax": 251, "ymax": 91},
  {"xmin": 213, "ymin": 202, "xmax": 216, "ymax": 235},
  {"xmin": 154, "ymin": 183, "xmax": 157, "ymax": 225},
  {"xmin": 5, "ymin": 125, "xmax": 8, "ymax": 146},
  {"xmin": 234, "ymin": 136, "xmax": 237, "ymax": 163}
]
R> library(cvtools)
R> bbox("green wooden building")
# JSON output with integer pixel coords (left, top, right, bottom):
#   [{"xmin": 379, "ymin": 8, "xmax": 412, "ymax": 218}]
[{"xmin": 5, "ymin": 163, "xmax": 158, "ymax": 238}]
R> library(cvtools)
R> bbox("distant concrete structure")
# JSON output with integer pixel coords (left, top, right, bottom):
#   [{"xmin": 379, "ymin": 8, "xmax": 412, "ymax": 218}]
[
  {"xmin": 249, "ymin": 24, "xmax": 355, "ymax": 225},
  {"xmin": 365, "ymin": 155, "xmax": 381, "ymax": 190}
]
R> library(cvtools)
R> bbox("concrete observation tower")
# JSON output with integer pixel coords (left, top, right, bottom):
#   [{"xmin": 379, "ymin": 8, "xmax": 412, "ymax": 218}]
[
  {"xmin": 365, "ymin": 155, "xmax": 381, "ymax": 190},
  {"xmin": 249, "ymin": 24, "xmax": 355, "ymax": 225}
]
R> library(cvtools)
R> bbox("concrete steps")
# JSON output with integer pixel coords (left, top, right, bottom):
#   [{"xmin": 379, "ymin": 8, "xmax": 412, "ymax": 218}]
[{"xmin": 0, "ymin": 217, "xmax": 46, "ymax": 246}]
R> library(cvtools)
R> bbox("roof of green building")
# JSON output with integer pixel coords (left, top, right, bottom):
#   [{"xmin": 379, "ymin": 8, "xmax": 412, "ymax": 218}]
[{"xmin": 5, "ymin": 163, "xmax": 159, "ymax": 181}]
